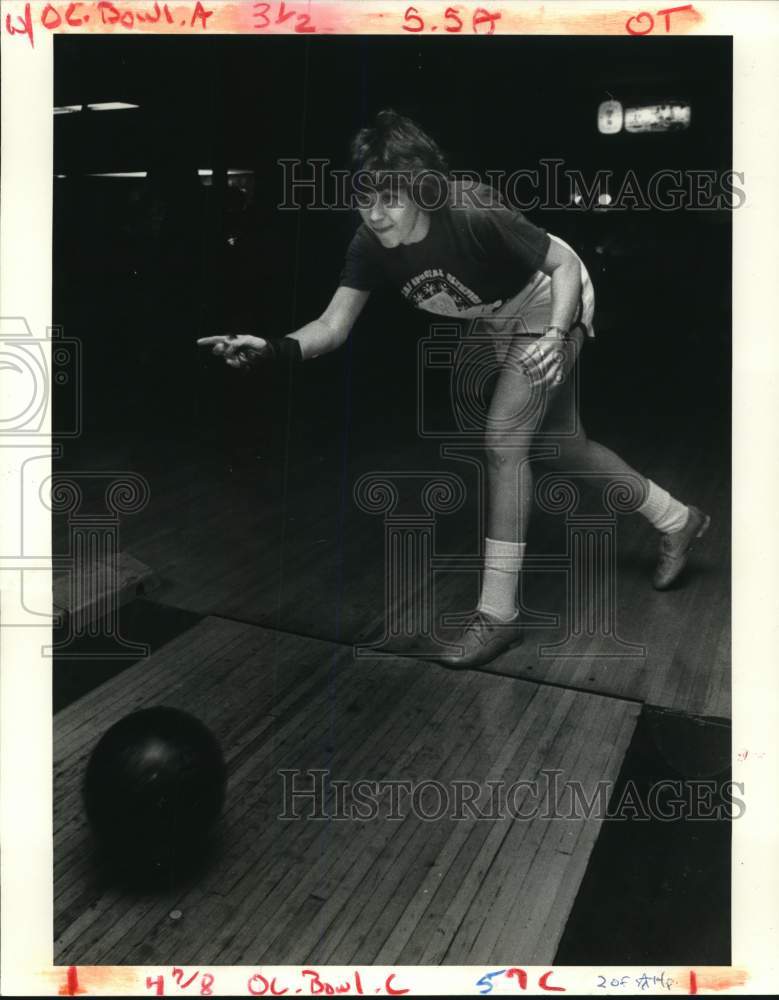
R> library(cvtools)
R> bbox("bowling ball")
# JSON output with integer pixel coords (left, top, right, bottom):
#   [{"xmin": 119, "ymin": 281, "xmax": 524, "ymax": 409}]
[{"xmin": 83, "ymin": 706, "xmax": 226, "ymax": 878}]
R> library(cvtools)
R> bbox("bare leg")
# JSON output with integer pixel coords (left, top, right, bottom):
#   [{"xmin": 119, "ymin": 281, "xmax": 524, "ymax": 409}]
[
  {"xmin": 435, "ymin": 334, "xmax": 573, "ymax": 663},
  {"xmin": 480, "ymin": 328, "xmax": 648, "ymax": 623},
  {"xmin": 436, "ymin": 327, "xmax": 703, "ymax": 669},
  {"xmin": 483, "ymin": 329, "xmax": 617, "ymax": 543},
  {"xmin": 540, "ymin": 384, "xmax": 649, "ymax": 508},
  {"xmin": 484, "ymin": 359, "xmax": 538, "ymax": 543}
]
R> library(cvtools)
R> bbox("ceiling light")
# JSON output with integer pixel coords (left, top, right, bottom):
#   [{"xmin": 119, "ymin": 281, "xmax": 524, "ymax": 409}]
[
  {"xmin": 198, "ymin": 169, "xmax": 252, "ymax": 177},
  {"xmin": 88, "ymin": 171, "xmax": 148, "ymax": 178},
  {"xmin": 87, "ymin": 102, "xmax": 140, "ymax": 111}
]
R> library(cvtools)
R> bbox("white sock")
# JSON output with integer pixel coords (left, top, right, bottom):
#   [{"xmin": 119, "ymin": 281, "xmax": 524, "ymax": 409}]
[
  {"xmin": 478, "ymin": 538, "xmax": 525, "ymax": 621},
  {"xmin": 638, "ymin": 480, "xmax": 690, "ymax": 534}
]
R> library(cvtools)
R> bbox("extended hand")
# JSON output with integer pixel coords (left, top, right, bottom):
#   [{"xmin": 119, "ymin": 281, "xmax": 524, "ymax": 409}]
[{"xmin": 196, "ymin": 334, "xmax": 268, "ymax": 370}]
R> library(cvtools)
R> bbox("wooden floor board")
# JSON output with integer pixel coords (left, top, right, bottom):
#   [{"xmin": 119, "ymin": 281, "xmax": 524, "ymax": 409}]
[
  {"xmin": 106, "ymin": 650, "xmax": 476, "ymax": 965},
  {"xmin": 211, "ymin": 673, "xmax": 483, "ymax": 965},
  {"xmin": 55, "ymin": 619, "xmax": 639, "ymax": 966},
  {"xmin": 485, "ymin": 698, "xmax": 631, "ymax": 963},
  {"xmin": 54, "ymin": 419, "xmax": 729, "ymax": 719},
  {"xmin": 266, "ymin": 680, "xmax": 487, "ymax": 966},
  {"xmin": 415, "ymin": 691, "xmax": 583, "ymax": 964},
  {"xmin": 53, "ymin": 621, "xmax": 325, "ymax": 897},
  {"xmin": 455, "ymin": 694, "xmax": 599, "ymax": 963},
  {"xmin": 376, "ymin": 684, "xmax": 565, "ymax": 965},
  {"xmin": 525, "ymin": 705, "xmax": 639, "ymax": 960},
  {"xmin": 100, "ymin": 666, "xmax": 440, "ymax": 962},
  {"xmin": 332, "ymin": 685, "xmax": 511, "ymax": 966}
]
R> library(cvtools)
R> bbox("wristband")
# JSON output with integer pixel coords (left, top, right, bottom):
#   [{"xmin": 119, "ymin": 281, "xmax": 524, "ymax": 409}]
[
  {"xmin": 545, "ymin": 326, "xmax": 569, "ymax": 340},
  {"xmin": 263, "ymin": 337, "xmax": 303, "ymax": 366}
]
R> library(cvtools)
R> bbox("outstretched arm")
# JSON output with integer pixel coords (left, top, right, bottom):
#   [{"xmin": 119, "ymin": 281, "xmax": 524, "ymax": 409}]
[
  {"xmin": 197, "ymin": 286, "xmax": 371, "ymax": 368},
  {"xmin": 289, "ymin": 286, "xmax": 371, "ymax": 359}
]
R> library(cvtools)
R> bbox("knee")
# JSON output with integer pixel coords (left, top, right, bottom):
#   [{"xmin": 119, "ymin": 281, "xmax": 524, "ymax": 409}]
[{"xmin": 555, "ymin": 433, "xmax": 589, "ymax": 465}]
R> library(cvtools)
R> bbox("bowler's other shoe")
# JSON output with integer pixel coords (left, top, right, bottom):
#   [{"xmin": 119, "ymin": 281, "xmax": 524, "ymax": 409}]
[
  {"xmin": 435, "ymin": 611, "xmax": 523, "ymax": 670},
  {"xmin": 653, "ymin": 505, "xmax": 711, "ymax": 590}
]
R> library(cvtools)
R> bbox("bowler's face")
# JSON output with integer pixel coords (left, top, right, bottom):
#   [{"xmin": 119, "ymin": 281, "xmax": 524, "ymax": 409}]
[{"xmin": 359, "ymin": 188, "xmax": 425, "ymax": 247}]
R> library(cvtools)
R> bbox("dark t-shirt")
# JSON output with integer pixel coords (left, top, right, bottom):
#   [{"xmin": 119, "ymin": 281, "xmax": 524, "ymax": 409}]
[{"xmin": 338, "ymin": 183, "xmax": 551, "ymax": 318}]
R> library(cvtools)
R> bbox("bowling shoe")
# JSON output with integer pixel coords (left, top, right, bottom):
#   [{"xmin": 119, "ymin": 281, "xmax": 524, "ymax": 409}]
[
  {"xmin": 653, "ymin": 505, "xmax": 711, "ymax": 590},
  {"xmin": 434, "ymin": 610, "xmax": 523, "ymax": 670}
]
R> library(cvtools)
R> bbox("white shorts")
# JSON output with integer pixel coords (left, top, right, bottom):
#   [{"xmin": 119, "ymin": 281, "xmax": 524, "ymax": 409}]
[{"xmin": 473, "ymin": 235, "xmax": 596, "ymax": 351}]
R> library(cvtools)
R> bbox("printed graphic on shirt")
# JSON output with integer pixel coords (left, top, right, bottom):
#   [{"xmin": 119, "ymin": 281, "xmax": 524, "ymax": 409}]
[{"xmin": 400, "ymin": 268, "xmax": 502, "ymax": 317}]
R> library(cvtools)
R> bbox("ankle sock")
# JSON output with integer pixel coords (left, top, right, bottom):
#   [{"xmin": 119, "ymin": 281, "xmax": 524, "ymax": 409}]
[
  {"xmin": 638, "ymin": 479, "xmax": 690, "ymax": 533},
  {"xmin": 478, "ymin": 538, "xmax": 525, "ymax": 621}
]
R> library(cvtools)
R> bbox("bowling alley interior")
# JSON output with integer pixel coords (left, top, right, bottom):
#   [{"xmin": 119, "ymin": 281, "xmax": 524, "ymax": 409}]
[{"xmin": 51, "ymin": 34, "xmax": 731, "ymax": 965}]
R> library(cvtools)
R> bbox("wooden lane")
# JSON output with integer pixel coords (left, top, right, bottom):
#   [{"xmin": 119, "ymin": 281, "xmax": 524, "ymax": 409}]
[
  {"xmin": 53, "ymin": 409, "xmax": 729, "ymax": 718},
  {"xmin": 55, "ymin": 618, "xmax": 639, "ymax": 966}
]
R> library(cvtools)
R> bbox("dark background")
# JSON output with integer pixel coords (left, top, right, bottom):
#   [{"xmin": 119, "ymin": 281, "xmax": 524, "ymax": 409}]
[
  {"xmin": 52, "ymin": 35, "xmax": 732, "ymax": 964},
  {"xmin": 53, "ymin": 34, "xmax": 732, "ymax": 449}
]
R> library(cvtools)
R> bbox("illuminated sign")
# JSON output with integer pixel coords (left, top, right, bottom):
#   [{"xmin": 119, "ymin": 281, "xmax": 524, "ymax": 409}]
[
  {"xmin": 597, "ymin": 99, "xmax": 624, "ymax": 135},
  {"xmin": 624, "ymin": 102, "xmax": 691, "ymax": 133}
]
